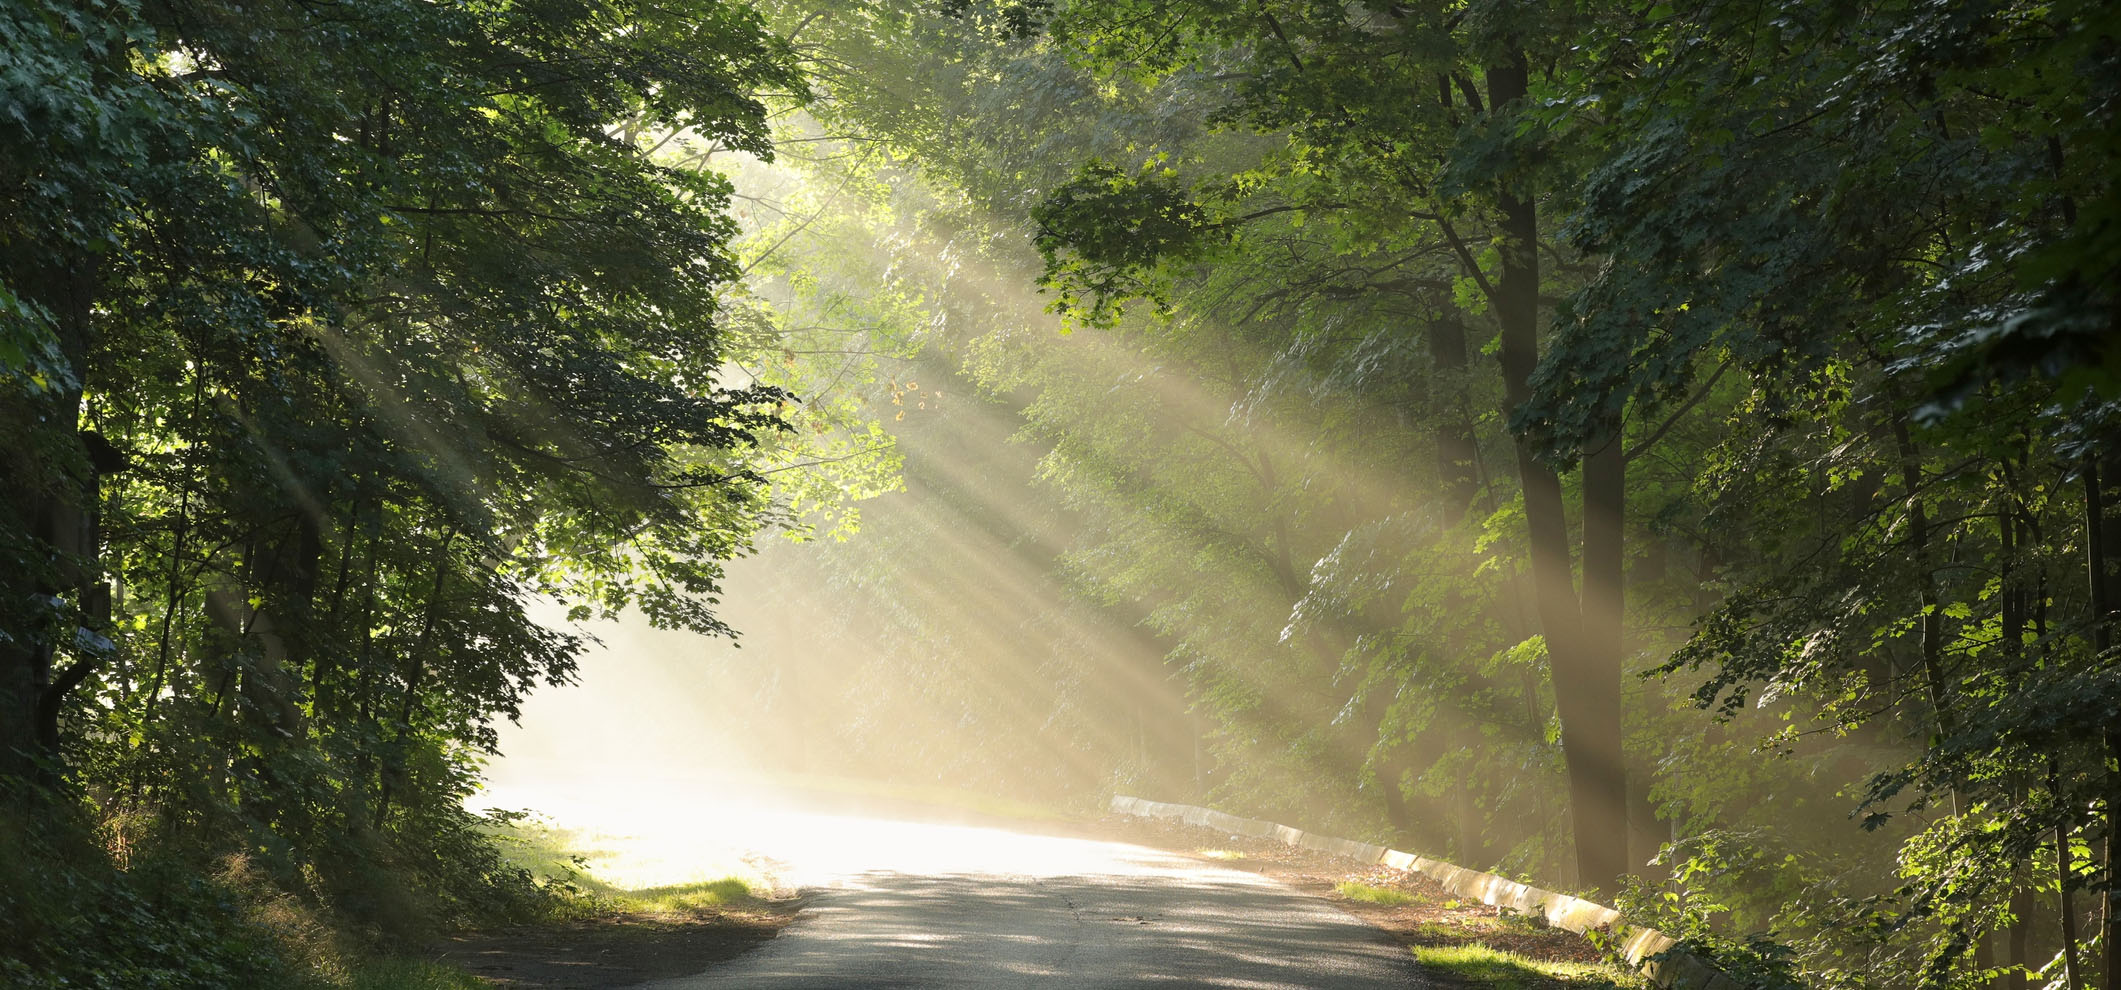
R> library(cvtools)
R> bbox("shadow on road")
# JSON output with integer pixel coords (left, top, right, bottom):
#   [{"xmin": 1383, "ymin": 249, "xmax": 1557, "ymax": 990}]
[{"xmin": 649, "ymin": 866, "xmax": 1426, "ymax": 988}]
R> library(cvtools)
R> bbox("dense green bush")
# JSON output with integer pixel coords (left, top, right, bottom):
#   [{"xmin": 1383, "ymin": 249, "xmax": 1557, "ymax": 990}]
[{"xmin": 2, "ymin": 800, "xmax": 297, "ymax": 989}]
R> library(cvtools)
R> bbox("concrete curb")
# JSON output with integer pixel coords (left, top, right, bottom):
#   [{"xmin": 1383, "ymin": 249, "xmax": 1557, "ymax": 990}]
[{"xmin": 1109, "ymin": 795, "xmax": 1742, "ymax": 990}]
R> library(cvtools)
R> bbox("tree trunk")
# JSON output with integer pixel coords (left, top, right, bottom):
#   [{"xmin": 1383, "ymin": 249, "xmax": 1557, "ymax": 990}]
[
  {"xmin": 2002, "ymin": 496, "xmax": 2034, "ymax": 990},
  {"xmin": 2080, "ymin": 454, "xmax": 2119, "ymax": 990},
  {"xmin": 316, "ymin": 497, "xmax": 365, "ymax": 724},
  {"xmin": 3, "ymin": 245, "xmax": 100, "ymax": 786},
  {"xmin": 374, "ymin": 528, "xmax": 456, "ymax": 828},
  {"xmin": 1485, "ymin": 53, "xmax": 1626, "ymax": 895},
  {"xmin": 32, "ymin": 430, "xmax": 127, "ymax": 766},
  {"xmin": 2007, "ymin": 859, "xmax": 2034, "ymax": 990},
  {"xmin": 1628, "ymin": 763, "xmax": 1669, "ymax": 883},
  {"xmin": 1428, "ymin": 307, "xmax": 1479, "ymax": 525},
  {"xmin": 1577, "ymin": 431, "xmax": 1629, "ymax": 891},
  {"xmin": 2059, "ymin": 796, "xmax": 2084, "ymax": 990},
  {"xmin": 1894, "ymin": 421, "xmax": 1953, "ymax": 755}
]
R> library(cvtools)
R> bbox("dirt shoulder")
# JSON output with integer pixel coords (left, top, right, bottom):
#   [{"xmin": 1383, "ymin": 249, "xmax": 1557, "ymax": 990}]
[{"xmin": 430, "ymin": 899, "xmax": 802, "ymax": 990}]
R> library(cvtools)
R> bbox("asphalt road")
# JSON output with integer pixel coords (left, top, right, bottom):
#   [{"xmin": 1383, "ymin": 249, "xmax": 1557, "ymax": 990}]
[{"xmin": 636, "ymin": 819, "xmax": 1430, "ymax": 989}]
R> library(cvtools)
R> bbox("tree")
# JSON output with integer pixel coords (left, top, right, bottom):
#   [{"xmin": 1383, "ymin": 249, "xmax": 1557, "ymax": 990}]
[{"xmin": 2, "ymin": 0, "xmax": 804, "ymax": 945}]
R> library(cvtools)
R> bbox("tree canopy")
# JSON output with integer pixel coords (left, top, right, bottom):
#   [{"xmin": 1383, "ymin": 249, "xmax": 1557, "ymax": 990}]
[{"xmin": 3, "ymin": 0, "xmax": 807, "ymax": 979}]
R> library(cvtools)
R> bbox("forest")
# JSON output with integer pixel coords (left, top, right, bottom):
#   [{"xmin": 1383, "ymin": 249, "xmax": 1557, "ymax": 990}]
[{"xmin": 2, "ymin": 0, "xmax": 2118, "ymax": 988}]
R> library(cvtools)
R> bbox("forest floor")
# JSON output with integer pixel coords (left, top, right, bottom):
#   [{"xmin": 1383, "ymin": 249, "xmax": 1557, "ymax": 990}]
[{"xmin": 1085, "ymin": 814, "xmax": 1646, "ymax": 990}]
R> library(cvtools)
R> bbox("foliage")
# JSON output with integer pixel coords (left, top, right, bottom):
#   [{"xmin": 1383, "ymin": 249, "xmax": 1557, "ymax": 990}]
[
  {"xmin": 0, "ymin": 0, "xmax": 820, "ymax": 981},
  {"xmin": 9, "ymin": 1, "xmax": 2118, "ymax": 988},
  {"xmin": 1, "ymin": 804, "xmax": 297, "ymax": 990},
  {"xmin": 739, "ymin": 2, "xmax": 2121, "ymax": 989},
  {"xmin": 1610, "ymin": 866, "xmax": 1805, "ymax": 990}
]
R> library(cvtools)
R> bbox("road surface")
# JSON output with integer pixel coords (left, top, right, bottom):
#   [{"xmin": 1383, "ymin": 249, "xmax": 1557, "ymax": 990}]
[
  {"xmin": 477, "ymin": 774, "xmax": 1428, "ymax": 988},
  {"xmin": 634, "ymin": 814, "xmax": 1430, "ymax": 989}
]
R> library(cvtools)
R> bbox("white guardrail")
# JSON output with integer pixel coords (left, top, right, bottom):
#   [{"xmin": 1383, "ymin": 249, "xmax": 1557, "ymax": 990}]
[{"xmin": 1109, "ymin": 795, "xmax": 1741, "ymax": 990}]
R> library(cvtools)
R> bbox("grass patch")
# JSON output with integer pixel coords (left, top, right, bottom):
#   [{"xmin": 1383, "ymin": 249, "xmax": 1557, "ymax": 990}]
[
  {"xmin": 1337, "ymin": 880, "xmax": 1421, "ymax": 906},
  {"xmin": 622, "ymin": 878, "xmax": 761, "ymax": 914},
  {"xmin": 483, "ymin": 815, "xmax": 769, "ymax": 919},
  {"xmin": 1410, "ymin": 943, "xmax": 1647, "ymax": 990},
  {"xmin": 1198, "ymin": 848, "xmax": 1247, "ymax": 860}
]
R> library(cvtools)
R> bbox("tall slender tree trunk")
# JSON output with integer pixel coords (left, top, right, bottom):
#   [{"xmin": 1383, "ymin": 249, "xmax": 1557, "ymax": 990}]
[
  {"xmin": 2058, "ymin": 768, "xmax": 2084, "ymax": 990},
  {"xmin": 1485, "ymin": 53, "xmax": 1626, "ymax": 894},
  {"xmin": 2008, "ymin": 850, "xmax": 2034, "ymax": 990},
  {"xmin": 2001, "ymin": 493, "xmax": 2035, "ymax": 990},
  {"xmin": 2029, "ymin": 551, "xmax": 2085, "ymax": 990},
  {"xmin": 1578, "ymin": 430, "xmax": 1629, "ymax": 889},
  {"xmin": 374, "ymin": 528, "xmax": 455, "ymax": 829},
  {"xmin": 316, "ymin": 497, "xmax": 364, "ymax": 724},
  {"xmin": 1896, "ymin": 425, "xmax": 1947, "ymax": 710},
  {"xmin": 351, "ymin": 517, "xmax": 382, "ymax": 824},
  {"xmin": 2080, "ymin": 454, "xmax": 2120, "ymax": 990},
  {"xmin": 1429, "ymin": 306, "xmax": 1479, "ymax": 523}
]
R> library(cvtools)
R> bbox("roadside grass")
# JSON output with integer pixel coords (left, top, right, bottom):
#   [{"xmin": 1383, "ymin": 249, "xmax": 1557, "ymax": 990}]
[
  {"xmin": 623, "ymin": 878, "xmax": 760, "ymax": 914},
  {"xmin": 1410, "ymin": 943, "xmax": 1648, "ymax": 990},
  {"xmin": 1336, "ymin": 880, "xmax": 1419, "ymax": 906},
  {"xmin": 1106, "ymin": 814, "xmax": 1647, "ymax": 990},
  {"xmin": 395, "ymin": 815, "xmax": 802, "ymax": 990},
  {"xmin": 1316, "ymin": 871, "xmax": 1640, "ymax": 990},
  {"xmin": 483, "ymin": 815, "xmax": 775, "ymax": 919}
]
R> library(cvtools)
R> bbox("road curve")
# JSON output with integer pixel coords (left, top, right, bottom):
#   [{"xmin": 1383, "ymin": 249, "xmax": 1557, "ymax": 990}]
[{"xmin": 639, "ymin": 824, "xmax": 1429, "ymax": 989}]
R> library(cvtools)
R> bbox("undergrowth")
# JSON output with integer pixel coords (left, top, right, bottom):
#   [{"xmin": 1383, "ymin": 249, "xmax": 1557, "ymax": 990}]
[{"xmin": 1, "ymin": 790, "xmax": 572, "ymax": 990}]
